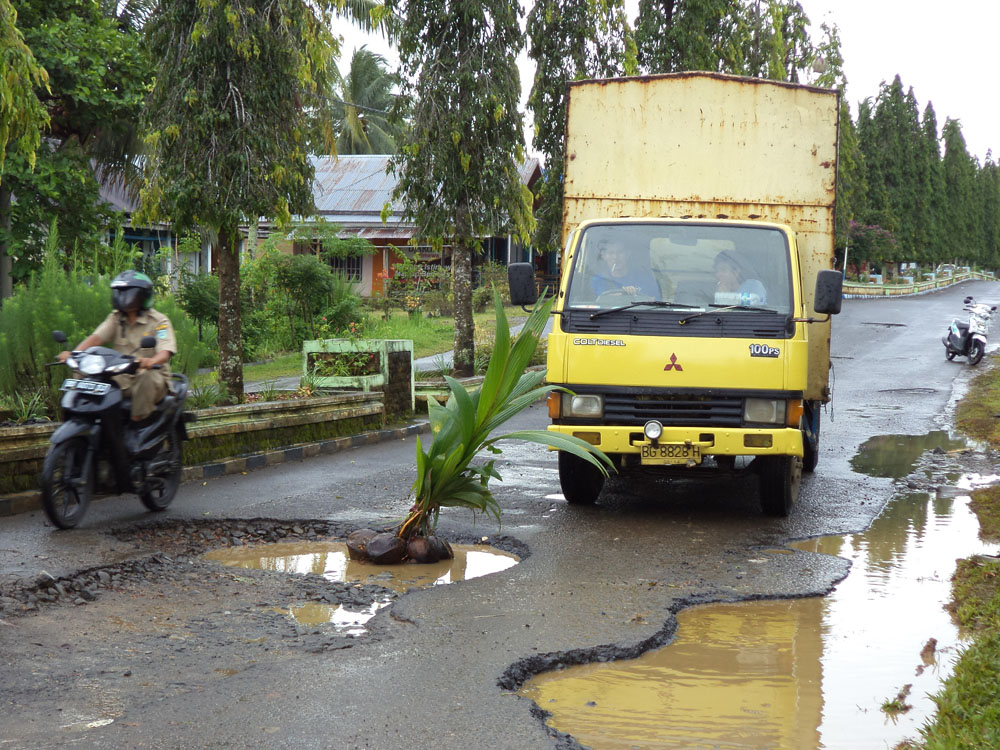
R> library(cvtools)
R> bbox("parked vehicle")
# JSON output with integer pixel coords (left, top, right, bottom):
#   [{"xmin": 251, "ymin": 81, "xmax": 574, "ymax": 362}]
[
  {"xmin": 943, "ymin": 296, "xmax": 996, "ymax": 365},
  {"xmin": 40, "ymin": 331, "xmax": 193, "ymax": 529},
  {"xmin": 508, "ymin": 72, "xmax": 843, "ymax": 516}
]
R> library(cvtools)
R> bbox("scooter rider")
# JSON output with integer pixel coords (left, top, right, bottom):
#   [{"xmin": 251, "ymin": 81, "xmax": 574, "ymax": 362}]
[{"xmin": 57, "ymin": 270, "xmax": 177, "ymax": 423}]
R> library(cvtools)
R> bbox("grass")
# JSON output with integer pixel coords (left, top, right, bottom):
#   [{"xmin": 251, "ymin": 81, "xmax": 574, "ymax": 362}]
[
  {"xmin": 910, "ymin": 352, "xmax": 1000, "ymax": 748},
  {"xmin": 189, "ymin": 305, "xmax": 529, "ymax": 392}
]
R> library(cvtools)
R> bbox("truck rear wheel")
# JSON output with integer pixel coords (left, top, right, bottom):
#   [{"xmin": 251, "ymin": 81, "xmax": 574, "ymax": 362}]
[
  {"xmin": 759, "ymin": 455, "xmax": 802, "ymax": 517},
  {"xmin": 558, "ymin": 451, "xmax": 605, "ymax": 505}
]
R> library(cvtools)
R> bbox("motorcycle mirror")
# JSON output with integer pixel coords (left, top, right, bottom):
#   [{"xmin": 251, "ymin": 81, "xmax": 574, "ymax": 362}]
[
  {"xmin": 964, "ymin": 296, "xmax": 973, "ymax": 304},
  {"xmin": 52, "ymin": 330, "xmax": 67, "ymax": 344},
  {"xmin": 140, "ymin": 335, "xmax": 156, "ymax": 349},
  {"xmin": 993, "ymin": 306, "xmax": 998, "ymax": 312}
]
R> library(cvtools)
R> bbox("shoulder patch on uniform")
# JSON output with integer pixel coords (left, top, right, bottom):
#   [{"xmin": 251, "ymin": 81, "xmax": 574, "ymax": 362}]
[{"xmin": 156, "ymin": 322, "xmax": 169, "ymax": 332}]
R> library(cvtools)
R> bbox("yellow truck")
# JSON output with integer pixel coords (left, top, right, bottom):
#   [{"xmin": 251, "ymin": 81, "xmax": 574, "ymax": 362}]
[{"xmin": 508, "ymin": 72, "xmax": 843, "ymax": 516}]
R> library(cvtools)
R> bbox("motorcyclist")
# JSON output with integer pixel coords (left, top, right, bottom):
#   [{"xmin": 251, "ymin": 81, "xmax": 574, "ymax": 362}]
[{"xmin": 57, "ymin": 270, "xmax": 176, "ymax": 423}]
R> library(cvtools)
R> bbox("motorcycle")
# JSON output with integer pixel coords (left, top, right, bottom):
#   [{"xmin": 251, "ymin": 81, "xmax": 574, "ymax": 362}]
[
  {"xmin": 40, "ymin": 330, "xmax": 194, "ymax": 529},
  {"xmin": 943, "ymin": 296, "xmax": 997, "ymax": 366}
]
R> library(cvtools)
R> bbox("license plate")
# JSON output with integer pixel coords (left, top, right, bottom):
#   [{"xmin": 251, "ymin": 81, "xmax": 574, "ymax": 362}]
[
  {"xmin": 640, "ymin": 443, "xmax": 701, "ymax": 465},
  {"xmin": 61, "ymin": 379, "xmax": 111, "ymax": 395}
]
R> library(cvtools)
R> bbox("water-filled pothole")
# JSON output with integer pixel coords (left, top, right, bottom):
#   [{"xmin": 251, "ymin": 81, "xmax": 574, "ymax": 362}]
[
  {"xmin": 850, "ymin": 430, "xmax": 966, "ymax": 478},
  {"xmin": 520, "ymin": 470, "xmax": 999, "ymax": 749},
  {"xmin": 203, "ymin": 542, "xmax": 519, "ymax": 633}
]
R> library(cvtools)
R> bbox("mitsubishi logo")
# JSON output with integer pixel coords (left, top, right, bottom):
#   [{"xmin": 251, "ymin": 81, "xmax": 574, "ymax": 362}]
[{"xmin": 663, "ymin": 353, "xmax": 683, "ymax": 371}]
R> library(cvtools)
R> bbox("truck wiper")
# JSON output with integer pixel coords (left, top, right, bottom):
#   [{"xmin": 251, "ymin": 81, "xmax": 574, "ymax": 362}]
[
  {"xmin": 679, "ymin": 304, "xmax": 778, "ymax": 324},
  {"xmin": 589, "ymin": 300, "xmax": 699, "ymax": 319}
]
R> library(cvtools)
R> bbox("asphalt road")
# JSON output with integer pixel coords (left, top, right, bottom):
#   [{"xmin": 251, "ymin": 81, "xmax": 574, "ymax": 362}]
[{"xmin": 2, "ymin": 280, "xmax": 999, "ymax": 749}]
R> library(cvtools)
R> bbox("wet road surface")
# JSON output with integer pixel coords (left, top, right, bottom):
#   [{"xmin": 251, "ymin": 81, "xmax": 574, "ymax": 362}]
[{"xmin": 1, "ymin": 281, "xmax": 999, "ymax": 749}]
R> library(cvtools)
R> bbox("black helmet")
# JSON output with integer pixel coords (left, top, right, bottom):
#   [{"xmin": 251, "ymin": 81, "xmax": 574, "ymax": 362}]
[{"xmin": 111, "ymin": 270, "xmax": 154, "ymax": 312}]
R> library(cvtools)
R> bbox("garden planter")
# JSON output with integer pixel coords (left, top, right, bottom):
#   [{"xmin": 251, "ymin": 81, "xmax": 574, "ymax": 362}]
[{"xmin": 303, "ymin": 339, "xmax": 414, "ymax": 416}]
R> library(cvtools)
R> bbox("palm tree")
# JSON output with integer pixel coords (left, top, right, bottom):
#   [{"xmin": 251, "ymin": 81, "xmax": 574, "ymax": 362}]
[{"xmin": 334, "ymin": 47, "xmax": 401, "ymax": 154}]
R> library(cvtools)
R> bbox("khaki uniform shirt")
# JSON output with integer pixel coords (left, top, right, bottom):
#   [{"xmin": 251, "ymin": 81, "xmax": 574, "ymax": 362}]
[{"xmin": 92, "ymin": 308, "xmax": 177, "ymax": 379}]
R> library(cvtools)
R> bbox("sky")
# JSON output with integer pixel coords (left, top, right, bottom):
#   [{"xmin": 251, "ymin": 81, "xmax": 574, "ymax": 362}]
[{"xmin": 333, "ymin": 1, "xmax": 999, "ymax": 163}]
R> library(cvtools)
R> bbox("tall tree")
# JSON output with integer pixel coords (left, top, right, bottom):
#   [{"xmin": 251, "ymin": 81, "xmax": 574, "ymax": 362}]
[
  {"xmin": 741, "ymin": 0, "xmax": 813, "ymax": 82},
  {"xmin": 526, "ymin": 0, "xmax": 633, "ymax": 254},
  {"xmin": 333, "ymin": 47, "xmax": 401, "ymax": 154},
  {"xmin": 636, "ymin": 0, "xmax": 743, "ymax": 74},
  {"xmin": 0, "ymin": 0, "xmax": 47, "ymax": 175},
  {"xmin": 1, "ymin": 0, "xmax": 149, "ymax": 298},
  {"xmin": 980, "ymin": 153, "xmax": 1000, "ymax": 269},
  {"xmin": 940, "ymin": 118, "xmax": 978, "ymax": 266},
  {"xmin": 141, "ymin": 0, "xmax": 339, "ymax": 400},
  {"xmin": 387, "ymin": 0, "xmax": 533, "ymax": 376},
  {"xmin": 913, "ymin": 101, "xmax": 944, "ymax": 264},
  {"xmin": 0, "ymin": 0, "xmax": 48, "ymax": 299}
]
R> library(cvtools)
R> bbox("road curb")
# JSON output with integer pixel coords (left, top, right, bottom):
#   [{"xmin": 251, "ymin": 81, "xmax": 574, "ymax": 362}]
[{"xmin": 0, "ymin": 419, "xmax": 431, "ymax": 518}]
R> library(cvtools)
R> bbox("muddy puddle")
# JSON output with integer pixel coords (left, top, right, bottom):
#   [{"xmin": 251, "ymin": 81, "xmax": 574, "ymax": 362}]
[
  {"xmin": 204, "ymin": 542, "xmax": 519, "ymax": 633},
  {"xmin": 520, "ymin": 433, "xmax": 999, "ymax": 749}
]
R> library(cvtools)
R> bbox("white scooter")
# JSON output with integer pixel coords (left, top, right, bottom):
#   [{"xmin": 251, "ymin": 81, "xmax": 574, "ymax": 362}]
[{"xmin": 943, "ymin": 296, "xmax": 997, "ymax": 365}]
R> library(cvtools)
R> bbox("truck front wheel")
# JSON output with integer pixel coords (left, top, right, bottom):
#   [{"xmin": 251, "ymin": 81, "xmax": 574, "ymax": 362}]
[
  {"xmin": 802, "ymin": 402, "xmax": 820, "ymax": 473},
  {"xmin": 758, "ymin": 455, "xmax": 802, "ymax": 517},
  {"xmin": 558, "ymin": 451, "xmax": 605, "ymax": 505}
]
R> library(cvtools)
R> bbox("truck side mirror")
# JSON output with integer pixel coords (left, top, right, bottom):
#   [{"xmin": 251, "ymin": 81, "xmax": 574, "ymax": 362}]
[
  {"xmin": 814, "ymin": 269, "xmax": 843, "ymax": 315},
  {"xmin": 508, "ymin": 262, "xmax": 539, "ymax": 306}
]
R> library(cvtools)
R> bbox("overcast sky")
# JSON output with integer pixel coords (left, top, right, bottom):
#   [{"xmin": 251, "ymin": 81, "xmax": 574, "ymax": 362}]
[
  {"xmin": 798, "ymin": 0, "xmax": 998, "ymax": 162},
  {"xmin": 334, "ymin": 1, "xmax": 998, "ymax": 163}
]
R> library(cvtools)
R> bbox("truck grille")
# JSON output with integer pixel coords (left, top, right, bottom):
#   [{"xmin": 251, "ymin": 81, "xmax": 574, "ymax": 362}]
[
  {"xmin": 562, "ymin": 310, "xmax": 790, "ymax": 338},
  {"xmin": 603, "ymin": 393, "xmax": 744, "ymax": 427}
]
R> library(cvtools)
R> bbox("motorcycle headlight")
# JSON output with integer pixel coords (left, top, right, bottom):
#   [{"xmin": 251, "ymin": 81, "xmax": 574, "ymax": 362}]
[{"xmin": 79, "ymin": 354, "xmax": 106, "ymax": 375}]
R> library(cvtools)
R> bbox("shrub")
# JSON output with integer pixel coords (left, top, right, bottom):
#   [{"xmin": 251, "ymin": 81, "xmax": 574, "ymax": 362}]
[{"xmin": 0, "ymin": 256, "xmax": 209, "ymax": 412}]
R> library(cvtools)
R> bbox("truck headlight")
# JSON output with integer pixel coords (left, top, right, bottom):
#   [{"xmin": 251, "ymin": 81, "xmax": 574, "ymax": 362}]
[
  {"xmin": 563, "ymin": 393, "xmax": 603, "ymax": 418},
  {"xmin": 643, "ymin": 420, "xmax": 663, "ymax": 440},
  {"xmin": 744, "ymin": 398, "xmax": 786, "ymax": 425}
]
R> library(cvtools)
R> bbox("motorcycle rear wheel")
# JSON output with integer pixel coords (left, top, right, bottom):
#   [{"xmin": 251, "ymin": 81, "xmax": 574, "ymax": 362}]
[
  {"xmin": 139, "ymin": 426, "xmax": 182, "ymax": 511},
  {"xmin": 969, "ymin": 340, "xmax": 985, "ymax": 365},
  {"xmin": 41, "ymin": 437, "xmax": 94, "ymax": 529}
]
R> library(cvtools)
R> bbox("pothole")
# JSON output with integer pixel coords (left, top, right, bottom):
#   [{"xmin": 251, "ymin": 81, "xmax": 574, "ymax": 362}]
[
  {"xmin": 850, "ymin": 430, "xmax": 967, "ymax": 478},
  {"xmin": 518, "ymin": 454, "xmax": 1000, "ymax": 749},
  {"xmin": 202, "ymin": 541, "xmax": 519, "ymax": 633}
]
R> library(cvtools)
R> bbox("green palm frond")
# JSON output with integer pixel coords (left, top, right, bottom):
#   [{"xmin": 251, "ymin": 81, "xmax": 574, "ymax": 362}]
[{"xmin": 400, "ymin": 289, "xmax": 613, "ymax": 539}]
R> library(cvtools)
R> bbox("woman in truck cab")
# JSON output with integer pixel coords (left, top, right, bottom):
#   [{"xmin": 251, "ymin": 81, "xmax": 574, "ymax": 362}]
[
  {"xmin": 713, "ymin": 250, "xmax": 767, "ymax": 304},
  {"xmin": 591, "ymin": 239, "xmax": 660, "ymax": 300}
]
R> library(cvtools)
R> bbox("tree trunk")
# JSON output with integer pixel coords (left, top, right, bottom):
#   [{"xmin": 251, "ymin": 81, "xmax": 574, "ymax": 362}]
[
  {"xmin": 216, "ymin": 224, "xmax": 244, "ymax": 402},
  {"xmin": 452, "ymin": 240, "xmax": 474, "ymax": 377},
  {"xmin": 0, "ymin": 187, "xmax": 12, "ymax": 303}
]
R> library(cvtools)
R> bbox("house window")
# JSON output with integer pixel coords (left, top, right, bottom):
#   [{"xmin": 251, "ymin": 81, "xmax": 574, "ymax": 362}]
[{"xmin": 330, "ymin": 254, "xmax": 363, "ymax": 282}]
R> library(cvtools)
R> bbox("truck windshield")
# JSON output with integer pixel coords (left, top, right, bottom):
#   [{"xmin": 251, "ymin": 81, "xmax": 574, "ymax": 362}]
[{"xmin": 565, "ymin": 223, "xmax": 794, "ymax": 316}]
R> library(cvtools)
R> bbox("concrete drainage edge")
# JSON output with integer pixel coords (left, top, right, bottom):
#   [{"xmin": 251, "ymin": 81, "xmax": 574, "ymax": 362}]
[{"xmin": 0, "ymin": 420, "xmax": 430, "ymax": 518}]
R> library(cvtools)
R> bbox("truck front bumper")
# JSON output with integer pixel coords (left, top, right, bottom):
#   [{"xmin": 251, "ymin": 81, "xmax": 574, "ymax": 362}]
[{"xmin": 548, "ymin": 424, "xmax": 804, "ymax": 458}]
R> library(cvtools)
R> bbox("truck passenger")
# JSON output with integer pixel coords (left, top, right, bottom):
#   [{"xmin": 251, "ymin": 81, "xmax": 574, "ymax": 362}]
[{"xmin": 713, "ymin": 250, "xmax": 767, "ymax": 305}]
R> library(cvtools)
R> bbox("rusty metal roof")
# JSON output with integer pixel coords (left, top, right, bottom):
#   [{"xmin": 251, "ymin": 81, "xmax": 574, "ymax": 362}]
[
  {"xmin": 309, "ymin": 154, "xmax": 541, "ymax": 218},
  {"xmin": 309, "ymin": 155, "xmax": 404, "ymax": 218}
]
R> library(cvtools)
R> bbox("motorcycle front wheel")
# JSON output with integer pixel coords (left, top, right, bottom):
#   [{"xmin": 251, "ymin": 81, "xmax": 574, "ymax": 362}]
[
  {"xmin": 40, "ymin": 437, "xmax": 94, "ymax": 529},
  {"xmin": 969, "ymin": 340, "xmax": 985, "ymax": 365},
  {"xmin": 139, "ymin": 426, "xmax": 182, "ymax": 511}
]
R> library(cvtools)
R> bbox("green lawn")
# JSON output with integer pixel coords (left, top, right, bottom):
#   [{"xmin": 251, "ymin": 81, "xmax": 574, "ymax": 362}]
[{"xmin": 190, "ymin": 305, "xmax": 527, "ymax": 390}]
